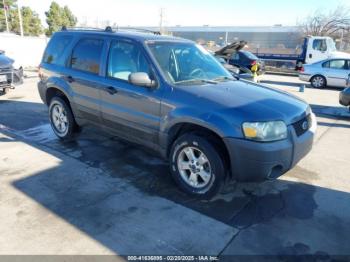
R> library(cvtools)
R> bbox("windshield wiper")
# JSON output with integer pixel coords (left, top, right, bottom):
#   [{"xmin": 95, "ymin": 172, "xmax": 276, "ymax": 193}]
[
  {"xmin": 212, "ymin": 76, "xmax": 237, "ymax": 82},
  {"xmin": 175, "ymin": 78, "xmax": 218, "ymax": 85}
]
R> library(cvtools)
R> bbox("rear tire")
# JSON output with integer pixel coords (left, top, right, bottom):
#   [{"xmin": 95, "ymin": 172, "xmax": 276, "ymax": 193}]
[
  {"xmin": 49, "ymin": 97, "xmax": 77, "ymax": 141},
  {"xmin": 169, "ymin": 133, "xmax": 225, "ymax": 199},
  {"xmin": 310, "ymin": 75, "xmax": 326, "ymax": 89}
]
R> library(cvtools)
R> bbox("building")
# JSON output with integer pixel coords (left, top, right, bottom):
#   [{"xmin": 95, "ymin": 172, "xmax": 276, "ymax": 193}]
[{"xmin": 162, "ymin": 26, "xmax": 303, "ymax": 51}]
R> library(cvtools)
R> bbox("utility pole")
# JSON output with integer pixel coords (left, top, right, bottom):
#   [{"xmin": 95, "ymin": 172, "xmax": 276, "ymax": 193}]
[
  {"xmin": 159, "ymin": 8, "xmax": 164, "ymax": 34},
  {"xmin": 2, "ymin": 0, "xmax": 9, "ymax": 33},
  {"xmin": 17, "ymin": 0, "xmax": 23, "ymax": 36}
]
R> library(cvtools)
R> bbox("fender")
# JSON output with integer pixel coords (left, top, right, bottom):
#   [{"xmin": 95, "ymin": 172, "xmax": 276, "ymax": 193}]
[
  {"xmin": 159, "ymin": 106, "xmax": 243, "ymax": 154},
  {"xmin": 45, "ymin": 75, "xmax": 82, "ymax": 121}
]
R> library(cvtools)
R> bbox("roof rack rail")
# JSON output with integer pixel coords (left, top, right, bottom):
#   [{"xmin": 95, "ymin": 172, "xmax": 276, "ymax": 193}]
[
  {"xmin": 60, "ymin": 26, "xmax": 161, "ymax": 35},
  {"xmin": 61, "ymin": 26, "xmax": 104, "ymax": 31},
  {"xmin": 105, "ymin": 26, "xmax": 161, "ymax": 35}
]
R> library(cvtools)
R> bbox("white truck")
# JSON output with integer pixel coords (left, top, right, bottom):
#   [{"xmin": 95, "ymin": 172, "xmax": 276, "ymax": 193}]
[{"xmin": 255, "ymin": 36, "xmax": 350, "ymax": 70}]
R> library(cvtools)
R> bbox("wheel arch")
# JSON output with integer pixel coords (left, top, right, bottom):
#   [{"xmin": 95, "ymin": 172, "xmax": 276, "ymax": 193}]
[{"xmin": 165, "ymin": 122, "xmax": 231, "ymax": 174}]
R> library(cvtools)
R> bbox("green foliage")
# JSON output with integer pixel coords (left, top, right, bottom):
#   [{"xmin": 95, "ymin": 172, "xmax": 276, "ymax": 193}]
[
  {"xmin": 45, "ymin": 1, "xmax": 77, "ymax": 36},
  {"xmin": 9, "ymin": 7, "xmax": 43, "ymax": 36},
  {"xmin": 0, "ymin": 0, "xmax": 16, "ymax": 9},
  {"xmin": 1, "ymin": 1, "xmax": 43, "ymax": 36}
]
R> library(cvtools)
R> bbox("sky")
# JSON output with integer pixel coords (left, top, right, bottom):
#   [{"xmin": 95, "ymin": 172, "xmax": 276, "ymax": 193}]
[{"xmin": 22, "ymin": 0, "xmax": 350, "ymax": 28}]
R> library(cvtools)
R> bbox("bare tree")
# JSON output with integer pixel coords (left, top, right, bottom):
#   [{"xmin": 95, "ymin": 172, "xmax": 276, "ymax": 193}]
[
  {"xmin": 299, "ymin": 5, "xmax": 350, "ymax": 50},
  {"xmin": 300, "ymin": 6, "xmax": 350, "ymax": 36}
]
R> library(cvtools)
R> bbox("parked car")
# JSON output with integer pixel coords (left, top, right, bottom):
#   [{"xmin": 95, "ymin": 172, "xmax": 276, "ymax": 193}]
[
  {"xmin": 339, "ymin": 87, "xmax": 350, "ymax": 110},
  {"xmin": 38, "ymin": 27, "xmax": 317, "ymax": 198},
  {"xmin": 215, "ymin": 41, "xmax": 265, "ymax": 75},
  {"xmin": 214, "ymin": 56, "xmax": 254, "ymax": 81},
  {"xmin": 299, "ymin": 58, "xmax": 350, "ymax": 88},
  {"xmin": 0, "ymin": 50, "xmax": 23, "ymax": 94}
]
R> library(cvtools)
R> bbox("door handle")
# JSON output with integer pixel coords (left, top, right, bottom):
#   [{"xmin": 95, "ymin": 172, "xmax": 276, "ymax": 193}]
[
  {"xmin": 66, "ymin": 75, "xmax": 74, "ymax": 83},
  {"xmin": 105, "ymin": 86, "xmax": 118, "ymax": 95}
]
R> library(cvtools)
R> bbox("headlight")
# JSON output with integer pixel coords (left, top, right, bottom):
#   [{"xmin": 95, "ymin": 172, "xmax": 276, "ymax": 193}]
[{"xmin": 242, "ymin": 121, "xmax": 287, "ymax": 142}]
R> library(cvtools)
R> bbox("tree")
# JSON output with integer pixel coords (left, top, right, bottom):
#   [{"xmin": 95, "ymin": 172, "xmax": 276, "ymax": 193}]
[
  {"xmin": 299, "ymin": 6, "xmax": 350, "ymax": 36},
  {"xmin": 0, "ymin": 0, "xmax": 15, "ymax": 32},
  {"xmin": 299, "ymin": 5, "xmax": 350, "ymax": 50},
  {"xmin": 1, "ymin": 1, "xmax": 42, "ymax": 35},
  {"xmin": 9, "ymin": 6, "xmax": 43, "ymax": 36},
  {"xmin": 45, "ymin": 1, "xmax": 77, "ymax": 36}
]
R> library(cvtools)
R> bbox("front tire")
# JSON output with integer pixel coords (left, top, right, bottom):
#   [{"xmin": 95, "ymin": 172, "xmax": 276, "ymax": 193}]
[
  {"xmin": 169, "ymin": 134, "xmax": 225, "ymax": 199},
  {"xmin": 311, "ymin": 75, "xmax": 326, "ymax": 89},
  {"xmin": 49, "ymin": 97, "xmax": 77, "ymax": 141}
]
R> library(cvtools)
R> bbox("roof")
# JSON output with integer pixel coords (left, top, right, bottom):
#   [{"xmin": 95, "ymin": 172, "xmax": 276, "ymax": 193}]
[{"xmin": 56, "ymin": 28, "xmax": 191, "ymax": 42}]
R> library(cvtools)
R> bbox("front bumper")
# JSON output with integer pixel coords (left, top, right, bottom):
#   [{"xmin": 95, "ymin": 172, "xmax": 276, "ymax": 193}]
[
  {"xmin": 0, "ymin": 67, "xmax": 23, "ymax": 88},
  {"xmin": 224, "ymin": 113, "xmax": 317, "ymax": 182}
]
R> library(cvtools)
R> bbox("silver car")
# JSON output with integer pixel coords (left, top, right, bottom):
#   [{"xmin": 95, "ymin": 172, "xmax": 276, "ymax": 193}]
[{"xmin": 299, "ymin": 58, "xmax": 350, "ymax": 88}]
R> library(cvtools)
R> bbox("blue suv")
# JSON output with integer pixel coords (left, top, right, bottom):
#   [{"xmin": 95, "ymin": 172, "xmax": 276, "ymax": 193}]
[{"xmin": 38, "ymin": 27, "xmax": 317, "ymax": 198}]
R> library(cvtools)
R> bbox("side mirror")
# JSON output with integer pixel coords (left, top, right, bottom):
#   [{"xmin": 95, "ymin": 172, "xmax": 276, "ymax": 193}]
[{"xmin": 129, "ymin": 72, "xmax": 156, "ymax": 88}]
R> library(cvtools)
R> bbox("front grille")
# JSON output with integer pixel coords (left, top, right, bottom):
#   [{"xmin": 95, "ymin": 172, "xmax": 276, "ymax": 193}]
[{"xmin": 292, "ymin": 114, "xmax": 312, "ymax": 137}]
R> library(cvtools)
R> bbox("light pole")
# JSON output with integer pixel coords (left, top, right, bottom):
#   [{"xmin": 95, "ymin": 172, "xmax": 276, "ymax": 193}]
[
  {"xmin": 17, "ymin": 0, "xmax": 23, "ymax": 36},
  {"xmin": 2, "ymin": 0, "xmax": 9, "ymax": 33}
]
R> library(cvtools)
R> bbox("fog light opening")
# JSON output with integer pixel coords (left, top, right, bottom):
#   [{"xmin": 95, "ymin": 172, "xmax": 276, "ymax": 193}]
[{"xmin": 267, "ymin": 165, "xmax": 283, "ymax": 180}]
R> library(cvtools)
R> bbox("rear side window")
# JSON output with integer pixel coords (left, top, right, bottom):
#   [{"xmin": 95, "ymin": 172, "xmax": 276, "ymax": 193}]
[
  {"xmin": 70, "ymin": 38, "xmax": 104, "ymax": 74},
  {"xmin": 322, "ymin": 61, "xmax": 330, "ymax": 68},
  {"xmin": 43, "ymin": 35, "xmax": 73, "ymax": 65},
  {"xmin": 329, "ymin": 60, "xmax": 347, "ymax": 69}
]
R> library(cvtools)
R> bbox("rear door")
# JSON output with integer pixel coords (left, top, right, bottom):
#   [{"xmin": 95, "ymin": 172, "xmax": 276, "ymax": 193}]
[
  {"xmin": 99, "ymin": 39, "xmax": 162, "ymax": 147},
  {"xmin": 63, "ymin": 36, "xmax": 106, "ymax": 123},
  {"xmin": 323, "ymin": 59, "xmax": 349, "ymax": 87}
]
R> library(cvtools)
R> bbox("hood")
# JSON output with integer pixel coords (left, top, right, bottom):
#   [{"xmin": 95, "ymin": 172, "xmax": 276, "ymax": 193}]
[
  {"xmin": 329, "ymin": 51, "xmax": 350, "ymax": 59},
  {"xmin": 0, "ymin": 53, "xmax": 14, "ymax": 69},
  {"xmin": 177, "ymin": 80, "xmax": 310, "ymax": 125},
  {"xmin": 215, "ymin": 41, "xmax": 247, "ymax": 58}
]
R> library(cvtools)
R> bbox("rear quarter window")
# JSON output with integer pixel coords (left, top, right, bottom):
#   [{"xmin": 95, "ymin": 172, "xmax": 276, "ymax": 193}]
[
  {"xmin": 322, "ymin": 61, "xmax": 330, "ymax": 68},
  {"xmin": 70, "ymin": 38, "xmax": 104, "ymax": 74},
  {"xmin": 43, "ymin": 34, "xmax": 73, "ymax": 66}
]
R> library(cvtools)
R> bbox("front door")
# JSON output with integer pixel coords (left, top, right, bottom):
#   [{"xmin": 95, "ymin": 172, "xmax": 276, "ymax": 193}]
[
  {"xmin": 306, "ymin": 38, "xmax": 329, "ymax": 64},
  {"xmin": 100, "ymin": 39, "xmax": 162, "ymax": 147}
]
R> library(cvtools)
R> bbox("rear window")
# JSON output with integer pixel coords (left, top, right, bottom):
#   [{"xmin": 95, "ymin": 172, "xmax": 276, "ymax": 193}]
[
  {"xmin": 241, "ymin": 51, "xmax": 258, "ymax": 60},
  {"xmin": 43, "ymin": 34, "xmax": 73, "ymax": 65},
  {"xmin": 70, "ymin": 38, "xmax": 104, "ymax": 74}
]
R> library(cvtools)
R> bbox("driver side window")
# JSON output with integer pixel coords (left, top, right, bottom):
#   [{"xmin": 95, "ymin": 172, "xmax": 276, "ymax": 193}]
[
  {"xmin": 312, "ymin": 39, "xmax": 327, "ymax": 52},
  {"xmin": 107, "ymin": 40, "xmax": 151, "ymax": 81}
]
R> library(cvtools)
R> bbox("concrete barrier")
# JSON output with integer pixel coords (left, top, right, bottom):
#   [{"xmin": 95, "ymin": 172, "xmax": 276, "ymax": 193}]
[{"xmin": 0, "ymin": 34, "xmax": 49, "ymax": 68}]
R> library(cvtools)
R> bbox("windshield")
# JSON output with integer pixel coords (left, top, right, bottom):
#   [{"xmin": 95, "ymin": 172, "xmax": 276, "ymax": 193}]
[{"xmin": 147, "ymin": 42, "xmax": 233, "ymax": 85}]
